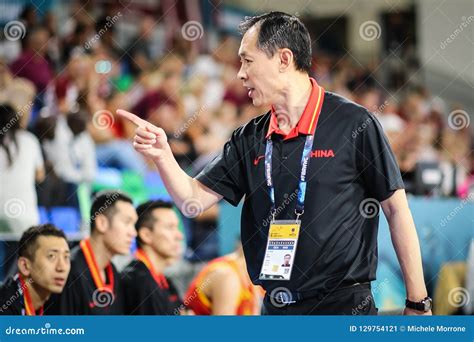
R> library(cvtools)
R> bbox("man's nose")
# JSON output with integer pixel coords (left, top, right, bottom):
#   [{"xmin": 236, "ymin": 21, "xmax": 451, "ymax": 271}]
[
  {"xmin": 56, "ymin": 256, "xmax": 68, "ymax": 272},
  {"xmin": 237, "ymin": 65, "xmax": 246, "ymax": 80}
]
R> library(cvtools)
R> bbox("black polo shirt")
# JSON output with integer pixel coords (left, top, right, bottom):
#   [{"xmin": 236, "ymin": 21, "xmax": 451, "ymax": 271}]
[
  {"xmin": 121, "ymin": 260, "xmax": 183, "ymax": 315},
  {"xmin": 0, "ymin": 275, "xmax": 33, "ymax": 315},
  {"xmin": 45, "ymin": 243, "xmax": 124, "ymax": 315},
  {"xmin": 196, "ymin": 85, "xmax": 404, "ymax": 295}
]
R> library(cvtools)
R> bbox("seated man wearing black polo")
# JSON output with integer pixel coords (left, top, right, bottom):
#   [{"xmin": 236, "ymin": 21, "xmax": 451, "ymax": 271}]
[
  {"xmin": 122, "ymin": 200, "xmax": 184, "ymax": 315},
  {"xmin": 118, "ymin": 12, "xmax": 431, "ymax": 315},
  {"xmin": 45, "ymin": 191, "xmax": 137, "ymax": 315},
  {"xmin": 0, "ymin": 224, "xmax": 70, "ymax": 315}
]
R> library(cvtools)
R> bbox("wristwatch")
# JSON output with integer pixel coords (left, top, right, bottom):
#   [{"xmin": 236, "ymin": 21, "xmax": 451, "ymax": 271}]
[{"xmin": 405, "ymin": 296, "xmax": 433, "ymax": 312}]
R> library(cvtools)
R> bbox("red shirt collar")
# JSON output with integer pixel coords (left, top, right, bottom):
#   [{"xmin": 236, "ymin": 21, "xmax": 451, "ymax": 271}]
[{"xmin": 266, "ymin": 78, "xmax": 325, "ymax": 140}]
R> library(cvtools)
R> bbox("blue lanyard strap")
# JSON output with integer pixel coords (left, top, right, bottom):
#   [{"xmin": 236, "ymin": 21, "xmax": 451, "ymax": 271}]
[{"xmin": 264, "ymin": 134, "xmax": 314, "ymax": 220}]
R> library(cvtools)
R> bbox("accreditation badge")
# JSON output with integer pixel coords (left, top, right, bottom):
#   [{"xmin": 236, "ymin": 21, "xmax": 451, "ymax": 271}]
[{"xmin": 259, "ymin": 220, "xmax": 300, "ymax": 281}]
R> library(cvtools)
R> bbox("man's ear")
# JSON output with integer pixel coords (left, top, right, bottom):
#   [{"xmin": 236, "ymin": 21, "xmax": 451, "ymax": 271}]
[
  {"xmin": 138, "ymin": 227, "xmax": 153, "ymax": 246},
  {"xmin": 94, "ymin": 214, "xmax": 110, "ymax": 234},
  {"xmin": 279, "ymin": 48, "xmax": 294, "ymax": 72},
  {"xmin": 17, "ymin": 256, "xmax": 32, "ymax": 277}
]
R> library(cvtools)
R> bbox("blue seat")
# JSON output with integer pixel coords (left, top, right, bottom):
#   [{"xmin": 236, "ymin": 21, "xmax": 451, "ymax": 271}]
[
  {"xmin": 144, "ymin": 171, "xmax": 164, "ymax": 188},
  {"xmin": 38, "ymin": 207, "xmax": 49, "ymax": 224},
  {"xmin": 145, "ymin": 171, "xmax": 171, "ymax": 200},
  {"xmin": 50, "ymin": 207, "xmax": 81, "ymax": 233},
  {"xmin": 129, "ymin": 240, "xmax": 137, "ymax": 254}
]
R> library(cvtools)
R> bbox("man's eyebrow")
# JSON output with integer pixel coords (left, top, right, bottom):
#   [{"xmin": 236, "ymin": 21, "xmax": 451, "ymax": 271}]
[{"xmin": 47, "ymin": 248, "xmax": 70, "ymax": 253}]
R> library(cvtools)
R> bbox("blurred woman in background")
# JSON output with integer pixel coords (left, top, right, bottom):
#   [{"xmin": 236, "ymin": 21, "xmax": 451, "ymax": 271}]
[{"xmin": 0, "ymin": 104, "xmax": 44, "ymax": 234}]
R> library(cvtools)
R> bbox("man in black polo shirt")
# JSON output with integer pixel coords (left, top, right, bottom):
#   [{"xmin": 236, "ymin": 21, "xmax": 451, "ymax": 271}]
[
  {"xmin": 118, "ymin": 12, "xmax": 431, "ymax": 315},
  {"xmin": 122, "ymin": 200, "xmax": 184, "ymax": 315},
  {"xmin": 45, "ymin": 191, "xmax": 137, "ymax": 315},
  {"xmin": 0, "ymin": 224, "xmax": 70, "ymax": 316}
]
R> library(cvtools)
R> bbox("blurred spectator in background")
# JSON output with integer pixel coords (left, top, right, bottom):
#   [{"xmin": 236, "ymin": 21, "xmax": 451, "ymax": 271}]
[
  {"xmin": 0, "ymin": 104, "xmax": 44, "ymax": 234},
  {"xmin": 0, "ymin": 58, "xmax": 36, "ymax": 128},
  {"xmin": 10, "ymin": 27, "xmax": 53, "ymax": 114},
  {"xmin": 42, "ymin": 110, "xmax": 96, "ymax": 208},
  {"xmin": 125, "ymin": 15, "xmax": 156, "ymax": 77}
]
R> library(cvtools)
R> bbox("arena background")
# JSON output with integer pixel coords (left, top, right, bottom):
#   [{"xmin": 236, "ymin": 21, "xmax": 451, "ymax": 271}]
[{"xmin": 0, "ymin": 0, "xmax": 472, "ymax": 316}]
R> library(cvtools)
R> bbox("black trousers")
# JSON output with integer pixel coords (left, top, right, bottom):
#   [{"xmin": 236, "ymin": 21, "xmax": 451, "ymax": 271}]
[{"xmin": 262, "ymin": 283, "xmax": 378, "ymax": 315}]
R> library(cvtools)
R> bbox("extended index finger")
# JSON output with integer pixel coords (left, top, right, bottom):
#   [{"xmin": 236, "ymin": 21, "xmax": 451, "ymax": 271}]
[{"xmin": 116, "ymin": 109, "xmax": 148, "ymax": 127}]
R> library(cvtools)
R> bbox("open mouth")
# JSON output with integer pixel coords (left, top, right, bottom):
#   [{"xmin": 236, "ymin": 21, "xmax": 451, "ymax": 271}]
[{"xmin": 246, "ymin": 87, "xmax": 255, "ymax": 97}]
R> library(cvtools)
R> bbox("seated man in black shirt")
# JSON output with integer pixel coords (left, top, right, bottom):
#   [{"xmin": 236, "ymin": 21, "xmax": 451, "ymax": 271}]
[
  {"xmin": 45, "ymin": 191, "xmax": 137, "ymax": 315},
  {"xmin": 122, "ymin": 200, "xmax": 185, "ymax": 315},
  {"xmin": 0, "ymin": 224, "xmax": 70, "ymax": 315}
]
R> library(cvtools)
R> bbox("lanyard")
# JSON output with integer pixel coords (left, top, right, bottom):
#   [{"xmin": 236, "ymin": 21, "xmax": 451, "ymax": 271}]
[
  {"xmin": 80, "ymin": 239, "xmax": 114, "ymax": 292},
  {"xmin": 264, "ymin": 134, "xmax": 314, "ymax": 221},
  {"xmin": 18, "ymin": 274, "xmax": 43, "ymax": 316},
  {"xmin": 135, "ymin": 249, "xmax": 169, "ymax": 289}
]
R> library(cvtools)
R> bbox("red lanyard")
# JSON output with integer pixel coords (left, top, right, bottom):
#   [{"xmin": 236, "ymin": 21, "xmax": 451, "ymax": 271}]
[
  {"xmin": 80, "ymin": 239, "xmax": 114, "ymax": 292},
  {"xmin": 135, "ymin": 249, "xmax": 169, "ymax": 289},
  {"xmin": 18, "ymin": 274, "xmax": 43, "ymax": 316}
]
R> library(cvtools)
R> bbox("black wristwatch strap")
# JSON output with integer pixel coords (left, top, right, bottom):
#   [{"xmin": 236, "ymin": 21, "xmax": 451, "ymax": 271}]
[{"xmin": 405, "ymin": 297, "xmax": 432, "ymax": 312}]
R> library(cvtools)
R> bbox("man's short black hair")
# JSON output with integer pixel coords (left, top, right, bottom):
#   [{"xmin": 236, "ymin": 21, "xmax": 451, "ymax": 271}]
[
  {"xmin": 135, "ymin": 200, "xmax": 174, "ymax": 248},
  {"xmin": 90, "ymin": 191, "xmax": 133, "ymax": 232},
  {"xmin": 18, "ymin": 224, "xmax": 67, "ymax": 261},
  {"xmin": 239, "ymin": 11, "xmax": 312, "ymax": 73}
]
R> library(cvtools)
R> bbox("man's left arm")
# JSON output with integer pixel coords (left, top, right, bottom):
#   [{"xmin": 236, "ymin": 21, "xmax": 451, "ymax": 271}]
[{"xmin": 381, "ymin": 189, "xmax": 432, "ymax": 315}]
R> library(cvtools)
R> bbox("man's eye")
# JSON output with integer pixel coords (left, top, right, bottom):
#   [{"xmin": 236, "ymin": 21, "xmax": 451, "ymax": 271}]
[
  {"xmin": 48, "ymin": 254, "xmax": 56, "ymax": 260},
  {"xmin": 245, "ymin": 59, "xmax": 252, "ymax": 63}
]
